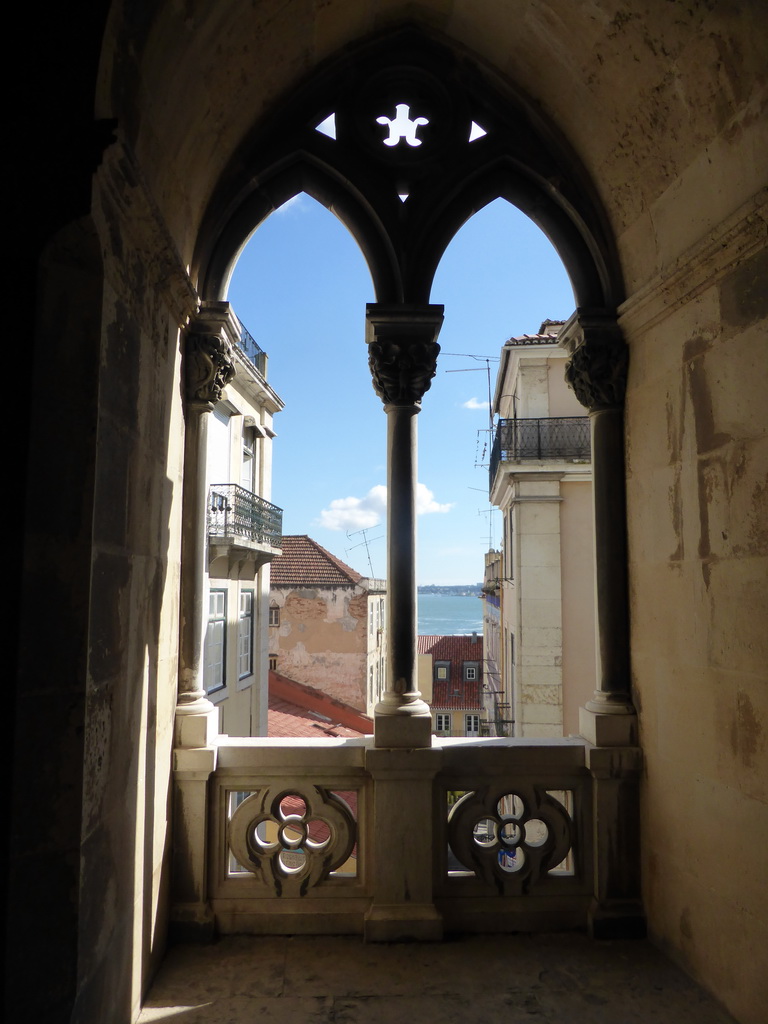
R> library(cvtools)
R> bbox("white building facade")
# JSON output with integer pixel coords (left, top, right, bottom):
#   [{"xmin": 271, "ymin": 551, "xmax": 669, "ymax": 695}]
[
  {"xmin": 203, "ymin": 321, "xmax": 284, "ymax": 736},
  {"xmin": 489, "ymin": 322, "xmax": 597, "ymax": 738}
]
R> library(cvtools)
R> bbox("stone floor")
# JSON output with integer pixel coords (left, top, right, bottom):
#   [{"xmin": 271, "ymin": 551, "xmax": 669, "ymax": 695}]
[{"xmin": 139, "ymin": 932, "xmax": 737, "ymax": 1023}]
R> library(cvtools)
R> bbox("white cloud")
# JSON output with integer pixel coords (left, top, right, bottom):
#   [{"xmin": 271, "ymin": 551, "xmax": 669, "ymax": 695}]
[
  {"xmin": 416, "ymin": 483, "xmax": 453, "ymax": 515},
  {"xmin": 462, "ymin": 396, "xmax": 489, "ymax": 410},
  {"xmin": 317, "ymin": 483, "xmax": 452, "ymax": 531}
]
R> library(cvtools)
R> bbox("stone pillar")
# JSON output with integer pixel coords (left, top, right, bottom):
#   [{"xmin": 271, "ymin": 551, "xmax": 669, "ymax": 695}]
[
  {"xmin": 172, "ymin": 301, "xmax": 236, "ymax": 937},
  {"xmin": 585, "ymin": 746, "xmax": 646, "ymax": 939},
  {"xmin": 364, "ymin": 746, "xmax": 443, "ymax": 941},
  {"xmin": 560, "ymin": 310, "xmax": 645, "ymax": 939},
  {"xmin": 559, "ymin": 309, "xmax": 637, "ymax": 746},
  {"xmin": 366, "ymin": 303, "xmax": 443, "ymax": 748},
  {"xmin": 176, "ymin": 301, "xmax": 237, "ymax": 743}
]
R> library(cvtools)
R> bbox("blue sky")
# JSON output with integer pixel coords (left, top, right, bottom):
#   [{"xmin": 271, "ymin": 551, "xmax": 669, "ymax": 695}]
[{"xmin": 227, "ymin": 196, "xmax": 574, "ymax": 584}]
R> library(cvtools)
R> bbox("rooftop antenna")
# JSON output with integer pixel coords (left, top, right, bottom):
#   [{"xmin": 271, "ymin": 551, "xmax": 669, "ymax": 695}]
[
  {"xmin": 468, "ymin": 487, "xmax": 497, "ymax": 549},
  {"xmin": 443, "ymin": 353, "xmax": 497, "ymax": 436},
  {"xmin": 345, "ymin": 527, "xmax": 382, "ymax": 578},
  {"xmin": 476, "ymin": 506, "xmax": 497, "ymax": 550}
]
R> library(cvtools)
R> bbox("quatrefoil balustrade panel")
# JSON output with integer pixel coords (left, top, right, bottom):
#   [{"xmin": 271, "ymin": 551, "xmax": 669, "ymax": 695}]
[
  {"xmin": 446, "ymin": 785, "xmax": 574, "ymax": 894},
  {"xmin": 227, "ymin": 785, "xmax": 357, "ymax": 897}
]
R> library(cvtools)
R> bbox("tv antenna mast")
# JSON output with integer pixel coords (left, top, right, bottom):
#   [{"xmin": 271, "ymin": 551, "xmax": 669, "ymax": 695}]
[
  {"xmin": 345, "ymin": 527, "xmax": 383, "ymax": 578},
  {"xmin": 444, "ymin": 353, "xmax": 498, "ymax": 467}
]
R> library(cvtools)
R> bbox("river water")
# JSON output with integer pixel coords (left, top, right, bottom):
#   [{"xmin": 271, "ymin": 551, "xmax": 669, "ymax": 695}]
[{"xmin": 417, "ymin": 593, "xmax": 484, "ymax": 636}]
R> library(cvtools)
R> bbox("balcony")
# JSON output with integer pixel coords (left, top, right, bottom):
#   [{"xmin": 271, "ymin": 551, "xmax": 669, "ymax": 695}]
[
  {"xmin": 236, "ymin": 319, "xmax": 267, "ymax": 376},
  {"xmin": 490, "ymin": 417, "xmax": 590, "ymax": 493},
  {"xmin": 207, "ymin": 483, "xmax": 283, "ymax": 579},
  {"xmin": 165, "ymin": 734, "xmax": 731, "ymax": 1024},
  {"xmin": 173, "ymin": 733, "xmax": 641, "ymax": 939}
]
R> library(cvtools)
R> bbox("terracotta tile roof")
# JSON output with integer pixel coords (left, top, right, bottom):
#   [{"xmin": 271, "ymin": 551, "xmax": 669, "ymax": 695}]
[
  {"xmin": 502, "ymin": 320, "xmax": 565, "ymax": 347},
  {"xmin": 417, "ymin": 634, "xmax": 483, "ymax": 661},
  {"xmin": 270, "ymin": 535, "xmax": 363, "ymax": 587},
  {"xmin": 430, "ymin": 679, "xmax": 484, "ymax": 711},
  {"xmin": 418, "ymin": 634, "xmax": 484, "ymax": 711},
  {"xmin": 505, "ymin": 331, "xmax": 561, "ymax": 346},
  {"xmin": 268, "ymin": 670, "xmax": 372, "ymax": 738}
]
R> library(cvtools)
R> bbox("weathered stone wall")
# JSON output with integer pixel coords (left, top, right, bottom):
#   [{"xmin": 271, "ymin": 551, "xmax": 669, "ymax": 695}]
[
  {"xmin": 622, "ymin": 199, "xmax": 767, "ymax": 1024},
  {"xmin": 69, "ymin": 143, "xmax": 193, "ymax": 1022}
]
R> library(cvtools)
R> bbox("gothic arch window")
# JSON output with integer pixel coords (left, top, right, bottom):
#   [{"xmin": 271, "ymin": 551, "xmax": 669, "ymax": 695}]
[
  {"xmin": 195, "ymin": 27, "xmax": 633, "ymax": 717},
  {"xmin": 198, "ymin": 28, "xmax": 622, "ymax": 312}
]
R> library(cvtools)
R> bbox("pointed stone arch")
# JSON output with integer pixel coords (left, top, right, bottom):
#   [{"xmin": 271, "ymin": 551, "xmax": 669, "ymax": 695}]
[
  {"xmin": 189, "ymin": 25, "xmax": 635, "ymax": 747},
  {"xmin": 196, "ymin": 26, "xmax": 623, "ymax": 313}
]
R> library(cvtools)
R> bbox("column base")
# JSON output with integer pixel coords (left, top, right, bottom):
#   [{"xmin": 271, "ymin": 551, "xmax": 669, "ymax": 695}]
[
  {"xmin": 374, "ymin": 712, "xmax": 433, "ymax": 748},
  {"xmin": 364, "ymin": 904, "xmax": 443, "ymax": 943},
  {"xmin": 579, "ymin": 705, "xmax": 637, "ymax": 746},
  {"xmin": 175, "ymin": 698, "xmax": 219, "ymax": 748},
  {"xmin": 588, "ymin": 899, "xmax": 647, "ymax": 940}
]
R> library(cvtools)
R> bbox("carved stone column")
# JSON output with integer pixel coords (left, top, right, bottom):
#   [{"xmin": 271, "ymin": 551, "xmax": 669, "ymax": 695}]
[
  {"xmin": 559, "ymin": 309, "xmax": 637, "ymax": 746},
  {"xmin": 172, "ymin": 302, "xmax": 237, "ymax": 939},
  {"xmin": 176, "ymin": 302, "xmax": 237, "ymax": 742},
  {"xmin": 560, "ymin": 310, "xmax": 644, "ymax": 939},
  {"xmin": 366, "ymin": 303, "xmax": 443, "ymax": 748}
]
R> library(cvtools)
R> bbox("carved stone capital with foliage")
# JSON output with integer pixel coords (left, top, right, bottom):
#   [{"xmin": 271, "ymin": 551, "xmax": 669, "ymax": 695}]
[
  {"xmin": 558, "ymin": 309, "xmax": 628, "ymax": 411},
  {"xmin": 185, "ymin": 330, "xmax": 236, "ymax": 406},
  {"xmin": 564, "ymin": 342, "xmax": 628, "ymax": 410},
  {"xmin": 366, "ymin": 303, "xmax": 444, "ymax": 407},
  {"xmin": 368, "ymin": 336, "xmax": 441, "ymax": 405}
]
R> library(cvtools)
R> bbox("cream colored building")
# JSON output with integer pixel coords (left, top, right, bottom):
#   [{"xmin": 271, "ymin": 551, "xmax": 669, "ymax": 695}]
[
  {"xmin": 489, "ymin": 322, "xmax": 596, "ymax": 737},
  {"xmin": 479, "ymin": 549, "xmax": 506, "ymax": 734},
  {"xmin": 203, "ymin": 319, "xmax": 284, "ymax": 736},
  {"xmin": 418, "ymin": 634, "xmax": 487, "ymax": 737},
  {"xmin": 268, "ymin": 535, "xmax": 387, "ymax": 713}
]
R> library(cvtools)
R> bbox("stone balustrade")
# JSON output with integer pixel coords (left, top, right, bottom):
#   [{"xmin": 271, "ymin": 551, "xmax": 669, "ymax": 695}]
[{"xmin": 173, "ymin": 733, "xmax": 641, "ymax": 940}]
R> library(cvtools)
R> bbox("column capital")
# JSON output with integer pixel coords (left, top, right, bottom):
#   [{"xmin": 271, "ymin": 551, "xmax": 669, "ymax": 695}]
[
  {"xmin": 366, "ymin": 303, "xmax": 444, "ymax": 407},
  {"xmin": 559, "ymin": 308, "xmax": 628, "ymax": 411},
  {"xmin": 184, "ymin": 301, "xmax": 238, "ymax": 408}
]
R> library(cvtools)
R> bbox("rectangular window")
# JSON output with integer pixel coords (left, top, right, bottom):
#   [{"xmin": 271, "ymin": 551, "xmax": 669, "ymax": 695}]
[
  {"xmin": 435, "ymin": 713, "xmax": 452, "ymax": 735},
  {"xmin": 269, "ymin": 655, "xmax": 278, "ymax": 671},
  {"xmin": 269, "ymin": 605, "xmax": 280, "ymax": 627},
  {"xmin": 434, "ymin": 661, "xmax": 450, "ymax": 682},
  {"xmin": 204, "ymin": 590, "xmax": 227, "ymax": 693},
  {"xmin": 238, "ymin": 590, "xmax": 253, "ymax": 679},
  {"xmin": 506, "ymin": 509, "xmax": 514, "ymax": 580},
  {"xmin": 465, "ymin": 714, "xmax": 480, "ymax": 737},
  {"xmin": 464, "ymin": 664, "xmax": 478, "ymax": 681},
  {"xmin": 241, "ymin": 428, "xmax": 255, "ymax": 492}
]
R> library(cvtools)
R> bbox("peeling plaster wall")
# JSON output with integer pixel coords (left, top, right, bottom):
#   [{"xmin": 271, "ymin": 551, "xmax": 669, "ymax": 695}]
[{"xmin": 270, "ymin": 586, "xmax": 370, "ymax": 709}]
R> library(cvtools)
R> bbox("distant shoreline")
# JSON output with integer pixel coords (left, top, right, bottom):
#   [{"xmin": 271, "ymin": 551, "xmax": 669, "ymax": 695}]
[{"xmin": 418, "ymin": 585, "xmax": 482, "ymax": 596}]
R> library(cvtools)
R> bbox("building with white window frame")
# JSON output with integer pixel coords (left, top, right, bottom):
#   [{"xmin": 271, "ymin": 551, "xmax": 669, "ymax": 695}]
[
  {"xmin": 202, "ymin": 318, "xmax": 284, "ymax": 736},
  {"xmin": 418, "ymin": 634, "xmax": 487, "ymax": 737}
]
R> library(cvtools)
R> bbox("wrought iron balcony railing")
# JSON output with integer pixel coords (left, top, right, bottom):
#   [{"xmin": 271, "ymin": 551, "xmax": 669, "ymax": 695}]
[
  {"xmin": 208, "ymin": 484, "xmax": 283, "ymax": 549},
  {"xmin": 236, "ymin": 320, "xmax": 267, "ymax": 376},
  {"xmin": 490, "ymin": 417, "xmax": 590, "ymax": 491}
]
